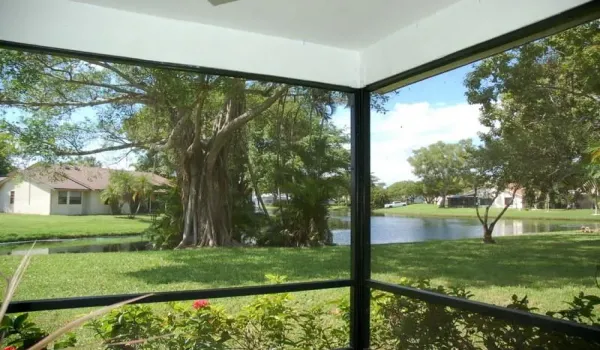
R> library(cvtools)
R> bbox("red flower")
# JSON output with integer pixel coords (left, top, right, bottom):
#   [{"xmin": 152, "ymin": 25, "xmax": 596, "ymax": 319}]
[
  {"xmin": 4, "ymin": 346, "xmax": 17, "ymax": 350},
  {"xmin": 193, "ymin": 299, "xmax": 209, "ymax": 309}
]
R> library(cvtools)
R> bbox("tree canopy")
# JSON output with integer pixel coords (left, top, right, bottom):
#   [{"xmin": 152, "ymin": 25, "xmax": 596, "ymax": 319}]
[
  {"xmin": 408, "ymin": 140, "xmax": 473, "ymax": 207},
  {"xmin": 465, "ymin": 21, "xmax": 600, "ymax": 209},
  {"xmin": 0, "ymin": 132, "xmax": 14, "ymax": 175},
  {"xmin": 386, "ymin": 180, "xmax": 423, "ymax": 203},
  {"xmin": 0, "ymin": 48, "xmax": 369, "ymax": 247}
]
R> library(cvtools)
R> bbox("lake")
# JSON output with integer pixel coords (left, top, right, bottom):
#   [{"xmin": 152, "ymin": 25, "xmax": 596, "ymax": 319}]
[
  {"xmin": 331, "ymin": 214, "xmax": 597, "ymax": 245},
  {"xmin": 1, "ymin": 214, "xmax": 594, "ymax": 255}
]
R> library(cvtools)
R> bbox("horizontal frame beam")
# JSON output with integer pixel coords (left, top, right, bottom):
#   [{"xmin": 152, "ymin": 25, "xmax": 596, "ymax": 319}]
[
  {"xmin": 367, "ymin": 1, "xmax": 600, "ymax": 93},
  {"xmin": 0, "ymin": 40, "xmax": 355, "ymax": 94},
  {"xmin": 369, "ymin": 280, "xmax": 600, "ymax": 342},
  {"xmin": 7, "ymin": 279, "xmax": 352, "ymax": 314}
]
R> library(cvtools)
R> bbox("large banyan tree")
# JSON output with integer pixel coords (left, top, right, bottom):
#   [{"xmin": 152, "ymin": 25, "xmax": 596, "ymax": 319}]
[{"xmin": 0, "ymin": 50, "xmax": 298, "ymax": 247}]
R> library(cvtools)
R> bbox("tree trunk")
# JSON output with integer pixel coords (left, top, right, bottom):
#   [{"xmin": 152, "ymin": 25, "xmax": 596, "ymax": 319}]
[
  {"xmin": 247, "ymin": 151, "xmax": 270, "ymax": 217},
  {"xmin": 483, "ymin": 227, "xmax": 496, "ymax": 244},
  {"xmin": 175, "ymin": 82, "xmax": 287, "ymax": 248},
  {"xmin": 439, "ymin": 191, "xmax": 447, "ymax": 208},
  {"xmin": 177, "ymin": 150, "xmax": 235, "ymax": 247}
]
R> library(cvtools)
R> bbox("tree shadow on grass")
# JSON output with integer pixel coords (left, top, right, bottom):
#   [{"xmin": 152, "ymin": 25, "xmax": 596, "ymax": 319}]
[
  {"xmin": 114, "ymin": 216, "xmax": 153, "ymax": 224},
  {"xmin": 371, "ymin": 234, "xmax": 600, "ymax": 289},
  {"xmin": 126, "ymin": 247, "xmax": 351, "ymax": 287},
  {"xmin": 125, "ymin": 234, "xmax": 600, "ymax": 290}
]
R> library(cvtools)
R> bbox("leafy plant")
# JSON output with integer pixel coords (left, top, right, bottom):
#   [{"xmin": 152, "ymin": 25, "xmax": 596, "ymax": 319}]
[{"xmin": 0, "ymin": 314, "xmax": 76, "ymax": 350}]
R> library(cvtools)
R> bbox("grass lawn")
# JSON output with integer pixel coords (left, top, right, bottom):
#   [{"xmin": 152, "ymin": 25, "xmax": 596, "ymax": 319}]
[
  {"xmin": 0, "ymin": 232, "xmax": 598, "ymax": 340},
  {"xmin": 376, "ymin": 203, "xmax": 600, "ymax": 222},
  {"xmin": 0, "ymin": 214, "xmax": 152, "ymax": 242}
]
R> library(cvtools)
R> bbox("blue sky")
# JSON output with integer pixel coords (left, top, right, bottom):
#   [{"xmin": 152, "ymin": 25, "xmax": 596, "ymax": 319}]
[{"xmin": 331, "ymin": 64, "xmax": 487, "ymax": 185}]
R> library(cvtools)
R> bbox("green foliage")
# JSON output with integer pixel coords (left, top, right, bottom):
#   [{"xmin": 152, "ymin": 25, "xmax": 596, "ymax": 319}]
[
  {"xmin": 370, "ymin": 278, "xmax": 600, "ymax": 350},
  {"xmin": 64, "ymin": 156, "xmax": 102, "ymax": 167},
  {"xmin": 0, "ymin": 132, "xmax": 14, "ymax": 175},
  {"xmin": 408, "ymin": 140, "xmax": 474, "ymax": 207},
  {"xmin": 144, "ymin": 187, "xmax": 183, "ymax": 249},
  {"xmin": 251, "ymin": 110, "xmax": 349, "ymax": 246},
  {"xmin": 387, "ymin": 180, "xmax": 423, "ymax": 202},
  {"xmin": 102, "ymin": 171, "xmax": 155, "ymax": 218},
  {"xmin": 465, "ymin": 21, "xmax": 600, "ymax": 209},
  {"xmin": 371, "ymin": 184, "xmax": 390, "ymax": 209},
  {"xmin": 72, "ymin": 276, "xmax": 600, "ymax": 349},
  {"xmin": 1, "ymin": 314, "xmax": 76, "ymax": 350},
  {"xmin": 88, "ymin": 275, "xmax": 348, "ymax": 350}
]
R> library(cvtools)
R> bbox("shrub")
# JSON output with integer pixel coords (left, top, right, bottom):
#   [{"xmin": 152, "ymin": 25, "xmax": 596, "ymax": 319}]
[
  {"xmin": 370, "ymin": 278, "xmax": 600, "ymax": 350},
  {"xmin": 87, "ymin": 275, "xmax": 348, "ymax": 350},
  {"xmin": 7, "ymin": 276, "xmax": 600, "ymax": 349},
  {"xmin": 0, "ymin": 314, "xmax": 76, "ymax": 350}
]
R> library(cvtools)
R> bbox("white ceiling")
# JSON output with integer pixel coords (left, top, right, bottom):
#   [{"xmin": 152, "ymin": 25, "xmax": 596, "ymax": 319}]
[
  {"xmin": 0, "ymin": 0, "xmax": 593, "ymax": 89},
  {"xmin": 72, "ymin": 0, "xmax": 460, "ymax": 49}
]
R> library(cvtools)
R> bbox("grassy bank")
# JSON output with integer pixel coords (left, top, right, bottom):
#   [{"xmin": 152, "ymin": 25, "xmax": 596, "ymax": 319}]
[
  {"xmin": 0, "ymin": 232, "xmax": 598, "ymax": 336},
  {"xmin": 376, "ymin": 204, "xmax": 600, "ymax": 222},
  {"xmin": 0, "ymin": 214, "xmax": 152, "ymax": 242}
]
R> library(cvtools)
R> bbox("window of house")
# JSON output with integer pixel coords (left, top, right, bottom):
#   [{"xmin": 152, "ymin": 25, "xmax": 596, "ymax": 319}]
[
  {"xmin": 9, "ymin": 191, "xmax": 14, "ymax": 204},
  {"xmin": 504, "ymin": 197, "xmax": 513, "ymax": 206},
  {"xmin": 58, "ymin": 191, "xmax": 68, "ymax": 204},
  {"xmin": 69, "ymin": 191, "xmax": 82, "ymax": 205}
]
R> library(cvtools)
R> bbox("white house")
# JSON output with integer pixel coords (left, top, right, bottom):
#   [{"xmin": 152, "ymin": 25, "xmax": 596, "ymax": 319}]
[
  {"xmin": 445, "ymin": 188, "xmax": 525, "ymax": 209},
  {"xmin": 0, "ymin": 165, "xmax": 169, "ymax": 215},
  {"xmin": 490, "ymin": 189, "xmax": 525, "ymax": 209}
]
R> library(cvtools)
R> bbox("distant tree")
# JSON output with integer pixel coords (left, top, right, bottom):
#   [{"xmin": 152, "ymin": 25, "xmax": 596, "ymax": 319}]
[
  {"xmin": 101, "ymin": 171, "xmax": 154, "ymax": 218},
  {"xmin": 371, "ymin": 175, "xmax": 389, "ymax": 209},
  {"xmin": 0, "ymin": 133, "xmax": 14, "ymax": 175},
  {"xmin": 66, "ymin": 156, "xmax": 103, "ymax": 167},
  {"xmin": 132, "ymin": 175, "xmax": 154, "ymax": 216},
  {"xmin": 134, "ymin": 150, "xmax": 174, "ymax": 178},
  {"xmin": 420, "ymin": 181, "xmax": 438, "ymax": 204},
  {"xmin": 408, "ymin": 140, "xmax": 473, "ymax": 208},
  {"xmin": 387, "ymin": 180, "xmax": 422, "ymax": 203}
]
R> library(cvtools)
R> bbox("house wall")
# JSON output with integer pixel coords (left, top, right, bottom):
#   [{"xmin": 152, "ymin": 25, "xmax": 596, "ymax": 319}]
[
  {"xmin": 492, "ymin": 192, "xmax": 524, "ymax": 209},
  {"xmin": 86, "ymin": 191, "xmax": 112, "ymax": 215},
  {"xmin": 50, "ymin": 190, "xmax": 83, "ymax": 215},
  {"xmin": 0, "ymin": 179, "xmax": 51, "ymax": 215}
]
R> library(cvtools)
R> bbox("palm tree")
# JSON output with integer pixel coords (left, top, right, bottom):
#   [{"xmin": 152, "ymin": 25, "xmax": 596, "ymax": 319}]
[
  {"xmin": 132, "ymin": 175, "xmax": 154, "ymax": 216},
  {"xmin": 100, "ymin": 183, "xmax": 122, "ymax": 215}
]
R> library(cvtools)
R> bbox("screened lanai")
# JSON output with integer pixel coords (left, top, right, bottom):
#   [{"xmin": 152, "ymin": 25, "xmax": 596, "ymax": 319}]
[{"xmin": 1, "ymin": 0, "xmax": 600, "ymax": 348}]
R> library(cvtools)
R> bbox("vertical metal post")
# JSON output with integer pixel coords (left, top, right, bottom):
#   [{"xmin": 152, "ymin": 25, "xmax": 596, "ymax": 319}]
[{"xmin": 350, "ymin": 88, "xmax": 371, "ymax": 349}]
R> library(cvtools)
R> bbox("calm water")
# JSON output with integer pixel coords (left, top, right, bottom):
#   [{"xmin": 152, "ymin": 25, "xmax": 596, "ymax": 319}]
[
  {"xmin": 1, "ymin": 215, "xmax": 593, "ymax": 254},
  {"xmin": 331, "ymin": 215, "xmax": 597, "ymax": 245},
  {"xmin": 0, "ymin": 237, "xmax": 149, "ymax": 256}
]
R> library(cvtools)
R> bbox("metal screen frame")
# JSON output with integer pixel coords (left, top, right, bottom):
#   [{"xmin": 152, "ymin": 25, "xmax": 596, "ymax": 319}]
[{"xmin": 3, "ymin": 3, "xmax": 600, "ymax": 349}]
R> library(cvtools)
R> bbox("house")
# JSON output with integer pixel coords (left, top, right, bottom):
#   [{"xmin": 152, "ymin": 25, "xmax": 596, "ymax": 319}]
[
  {"xmin": 252, "ymin": 193, "xmax": 291, "ymax": 208},
  {"xmin": 446, "ymin": 188, "xmax": 525, "ymax": 209},
  {"xmin": 0, "ymin": 165, "xmax": 169, "ymax": 215}
]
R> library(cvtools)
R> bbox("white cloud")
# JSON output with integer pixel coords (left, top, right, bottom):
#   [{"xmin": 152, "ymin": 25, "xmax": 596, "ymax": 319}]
[{"xmin": 331, "ymin": 102, "xmax": 486, "ymax": 186}]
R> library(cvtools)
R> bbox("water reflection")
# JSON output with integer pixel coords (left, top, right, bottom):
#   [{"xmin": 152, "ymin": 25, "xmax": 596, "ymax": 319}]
[
  {"xmin": 1, "ymin": 241, "xmax": 149, "ymax": 256},
  {"xmin": 331, "ymin": 215, "xmax": 596, "ymax": 245}
]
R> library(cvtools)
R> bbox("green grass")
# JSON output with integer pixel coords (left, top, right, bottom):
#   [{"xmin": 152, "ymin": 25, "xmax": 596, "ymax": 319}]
[
  {"xmin": 0, "ymin": 214, "xmax": 152, "ymax": 242},
  {"xmin": 376, "ymin": 204, "xmax": 600, "ymax": 221},
  {"xmin": 0, "ymin": 232, "xmax": 598, "ymax": 339}
]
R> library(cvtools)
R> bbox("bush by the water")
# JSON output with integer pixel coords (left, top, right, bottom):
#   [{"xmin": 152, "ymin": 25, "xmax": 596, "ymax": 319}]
[{"xmin": 3, "ymin": 276, "xmax": 599, "ymax": 349}]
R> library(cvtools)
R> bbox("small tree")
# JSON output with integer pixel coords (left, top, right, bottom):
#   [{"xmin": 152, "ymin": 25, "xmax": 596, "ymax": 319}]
[
  {"xmin": 469, "ymin": 139, "xmax": 529, "ymax": 243},
  {"xmin": 102, "ymin": 171, "xmax": 154, "ymax": 218},
  {"xmin": 132, "ymin": 175, "xmax": 154, "ymax": 216},
  {"xmin": 100, "ymin": 182, "xmax": 123, "ymax": 215}
]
